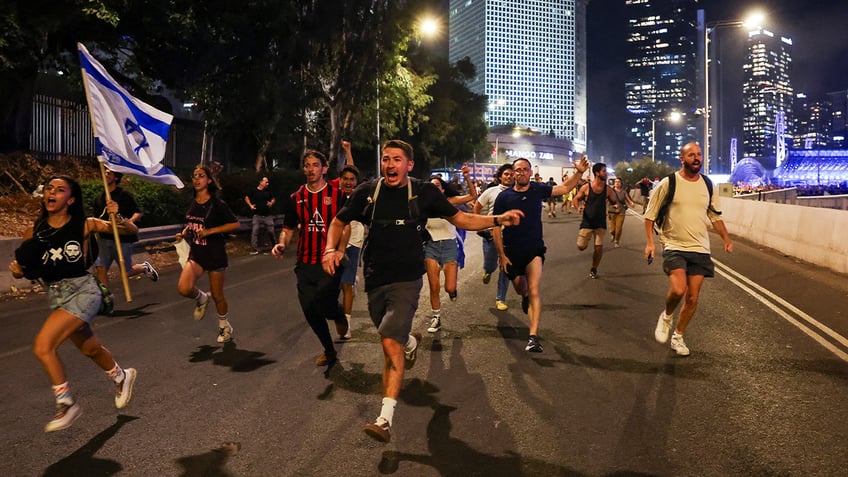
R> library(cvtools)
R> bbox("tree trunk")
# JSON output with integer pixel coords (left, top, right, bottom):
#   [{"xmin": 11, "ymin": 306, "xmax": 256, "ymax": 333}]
[{"xmin": 255, "ymin": 139, "xmax": 269, "ymax": 172}]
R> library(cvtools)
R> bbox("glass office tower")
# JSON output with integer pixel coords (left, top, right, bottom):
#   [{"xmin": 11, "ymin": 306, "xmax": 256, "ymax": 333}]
[
  {"xmin": 448, "ymin": 0, "xmax": 588, "ymax": 152},
  {"xmin": 624, "ymin": 0, "xmax": 699, "ymax": 164}
]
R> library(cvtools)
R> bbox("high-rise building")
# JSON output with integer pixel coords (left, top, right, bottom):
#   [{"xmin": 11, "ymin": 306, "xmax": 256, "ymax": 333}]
[
  {"xmin": 826, "ymin": 90, "xmax": 847, "ymax": 149},
  {"xmin": 448, "ymin": 0, "xmax": 588, "ymax": 152},
  {"xmin": 793, "ymin": 93, "xmax": 830, "ymax": 150},
  {"xmin": 624, "ymin": 0, "xmax": 699, "ymax": 164},
  {"xmin": 742, "ymin": 28, "xmax": 793, "ymax": 165}
]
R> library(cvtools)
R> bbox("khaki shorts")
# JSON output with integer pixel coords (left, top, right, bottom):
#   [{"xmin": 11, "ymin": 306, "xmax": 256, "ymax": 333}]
[{"xmin": 577, "ymin": 228, "xmax": 605, "ymax": 248}]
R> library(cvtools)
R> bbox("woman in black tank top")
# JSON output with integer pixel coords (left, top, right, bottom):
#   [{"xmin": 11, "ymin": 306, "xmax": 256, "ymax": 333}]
[{"xmin": 9, "ymin": 175, "xmax": 140, "ymax": 432}]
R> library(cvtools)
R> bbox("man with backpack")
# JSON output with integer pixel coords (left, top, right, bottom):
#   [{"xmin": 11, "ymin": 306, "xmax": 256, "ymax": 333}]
[
  {"xmin": 643, "ymin": 142, "xmax": 733, "ymax": 356},
  {"xmin": 321, "ymin": 139, "xmax": 524, "ymax": 444}
]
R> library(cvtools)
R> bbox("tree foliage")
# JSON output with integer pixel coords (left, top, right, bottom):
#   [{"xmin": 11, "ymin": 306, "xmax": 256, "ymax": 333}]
[{"xmin": 613, "ymin": 157, "xmax": 677, "ymax": 188}]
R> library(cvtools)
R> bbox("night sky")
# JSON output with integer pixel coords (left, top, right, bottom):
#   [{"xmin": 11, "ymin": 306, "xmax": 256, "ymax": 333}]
[{"xmin": 586, "ymin": 0, "xmax": 848, "ymax": 163}]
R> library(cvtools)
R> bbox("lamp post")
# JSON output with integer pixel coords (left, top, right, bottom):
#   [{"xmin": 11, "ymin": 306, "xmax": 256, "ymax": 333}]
[
  {"xmin": 651, "ymin": 111, "xmax": 682, "ymax": 162},
  {"xmin": 702, "ymin": 10, "xmax": 765, "ymax": 175}
]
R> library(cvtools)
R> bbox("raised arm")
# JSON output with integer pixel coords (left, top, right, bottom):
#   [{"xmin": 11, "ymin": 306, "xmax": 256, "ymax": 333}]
[{"xmin": 551, "ymin": 155, "xmax": 589, "ymax": 196}]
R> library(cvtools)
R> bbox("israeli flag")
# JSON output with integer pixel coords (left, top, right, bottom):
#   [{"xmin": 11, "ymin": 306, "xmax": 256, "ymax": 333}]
[{"xmin": 78, "ymin": 43, "xmax": 184, "ymax": 188}]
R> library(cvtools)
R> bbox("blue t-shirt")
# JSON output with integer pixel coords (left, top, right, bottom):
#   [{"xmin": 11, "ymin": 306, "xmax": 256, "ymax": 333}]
[{"xmin": 493, "ymin": 182, "xmax": 551, "ymax": 251}]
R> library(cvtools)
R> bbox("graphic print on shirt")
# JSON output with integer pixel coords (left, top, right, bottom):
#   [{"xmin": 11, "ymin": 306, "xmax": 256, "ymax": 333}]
[
  {"xmin": 310, "ymin": 209, "xmax": 326, "ymax": 233},
  {"xmin": 47, "ymin": 240, "xmax": 83, "ymax": 264}
]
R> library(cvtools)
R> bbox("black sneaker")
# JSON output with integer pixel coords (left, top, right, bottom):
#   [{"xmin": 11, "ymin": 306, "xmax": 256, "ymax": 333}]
[
  {"xmin": 448, "ymin": 291, "xmax": 457, "ymax": 302},
  {"xmin": 427, "ymin": 316, "xmax": 441, "ymax": 333},
  {"xmin": 142, "ymin": 261, "xmax": 159, "ymax": 282},
  {"xmin": 589, "ymin": 268, "xmax": 598, "ymax": 279},
  {"xmin": 521, "ymin": 295, "xmax": 529, "ymax": 314},
  {"xmin": 525, "ymin": 335, "xmax": 543, "ymax": 353}
]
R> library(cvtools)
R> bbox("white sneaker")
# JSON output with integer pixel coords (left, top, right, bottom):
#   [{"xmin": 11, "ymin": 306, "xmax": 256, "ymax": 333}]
[
  {"xmin": 44, "ymin": 402, "xmax": 82, "ymax": 433},
  {"xmin": 194, "ymin": 291, "xmax": 210, "ymax": 321},
  {"xmin": 670, "ymin": 333, "xmax": 690, "ymax": 356},
  {"xmin": 342, "ymin": 315, "xmax": 352, "ymax": 340},
  {"xmin": 142, "ymin": 261, "xmax": 159, "ymax": 281},
  {"xmin": 115, "ymin": 368, "xmax": 137, "ymax": 409},
  {"xmin": 654, "ymin": 310, "xmax": 672, "ymax": 344},
  {"xmin": 217, "ymin": 323, "xmax": 234, "ymax": 343},
  {"xmin": 427, "ymin": 316, "xmax": 441, "ymax": 333}
]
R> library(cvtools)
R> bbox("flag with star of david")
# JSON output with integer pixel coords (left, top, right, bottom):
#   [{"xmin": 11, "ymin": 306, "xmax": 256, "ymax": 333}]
[{"xmin": 78, "ymin": 43, "xmax": 184, "ymax": 188}]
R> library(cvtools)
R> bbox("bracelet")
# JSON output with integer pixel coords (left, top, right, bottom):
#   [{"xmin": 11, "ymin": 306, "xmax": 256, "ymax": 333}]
[
  {"xmin": 493, "ymin": 215, "xmax": 500, "ymax": 227},
  {"xmin": 323, "ymin": 248, "xmax": 336, "ymax": 255}
]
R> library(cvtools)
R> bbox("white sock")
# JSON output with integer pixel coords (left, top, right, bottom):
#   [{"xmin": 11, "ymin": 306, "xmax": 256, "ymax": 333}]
[
  {"xmin": 379, "ymin": 397, "xmax": 397, "ymax": 426},
  {"xmin": 218, "ymin": 314, "xmax": 229, "ymax": 328},
  {"xmin": 405, "ymin": 333, "xmax": 417, "ymax": 352},
  {"xmin": 195, "ymin": 290, "xmax": 207, "ymax": 302},
  {"xmin": 432, "ymin": 309, "xmax": 441, "ymax": 318},
  {"xmin": 345, "ymin": 313, "xmax": 351, "ymax": 321}
]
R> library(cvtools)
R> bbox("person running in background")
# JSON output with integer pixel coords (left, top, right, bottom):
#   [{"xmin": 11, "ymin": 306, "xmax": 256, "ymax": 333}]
[
  {"xmin": 9, "ymin": 175, "xmax": 139, "ymax": 432},
  {"xmin": 338, "ymin": 164, "xmax": 362, "ymax": 340},
  {"xmin": 644, "ymin": 142, "xmax": 733, "ymax": 356},
  {"xmin": 493, "ymin": 156, "xmax": 589, "ymax": 353},
  {"xmin": 424, "ymin": 165, "xmax": 478, "ymax": 333},
  {"xmin": 572, "ymin": 163, "xmax": 618, "ymax": 279},
  {"xmin": 473, "ymin": 163, "xmax": 514, "ymax": 310},
  {"xmin": 93, "ymin": 169, "xmax": 158, "ymax": 285},
  {"xmin": 322, "ymin": 139, "xmax": 524, "ymax": 444},
  {"xmin": 545, "ymin": 177, "xmax": 558, "ymax": 218},
  {"xmin": 607, "ymin": 177, "xmax": 636, "ymax": 248},
  {"xmin": 244, "ymin": 176, "xmax": 276, "ymax": 254},
  {"xmin": 273, "ymin": 150, "xmax": 350, "ymax": 367},
  {"xmin": 176, "ymin": 165, "xmax": 241, "ymax": 344}
]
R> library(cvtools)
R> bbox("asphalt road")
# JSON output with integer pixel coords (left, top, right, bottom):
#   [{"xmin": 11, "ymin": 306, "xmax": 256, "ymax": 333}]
[{"xmin": 1, "ymin": 210, "xmax": 846, "ymax": 477}]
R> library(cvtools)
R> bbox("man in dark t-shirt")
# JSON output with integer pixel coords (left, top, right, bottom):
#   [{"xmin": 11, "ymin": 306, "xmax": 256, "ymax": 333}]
[
  {"xmin": 572, "ymin": 163, "xmax": 618, "ymax": 279},
  {"xmin": 244, "ymin": 176, "xmax": 276, "ymax": 254},
  {"xmin": 323, "ymin": 139, "xmax": 524, "ymax": 444},
  {"xmin": 93, "ymin": 169, "xmax": 158, "ymax": 286},
  {"xmin": 493, "ymin": 157, "xmax": 588, "ymax": 354}
]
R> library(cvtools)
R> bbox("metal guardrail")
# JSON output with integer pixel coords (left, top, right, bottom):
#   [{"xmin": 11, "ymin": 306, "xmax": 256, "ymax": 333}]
[{"xmin": 134, "ymin": 215, "xmax": 284, "ymax": 250}]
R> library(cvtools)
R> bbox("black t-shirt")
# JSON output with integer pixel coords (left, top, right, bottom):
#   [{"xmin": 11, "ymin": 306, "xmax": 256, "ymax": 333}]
[
  {"xmin": 185, "ymin": 198, "xmax": 238, "ymax": 270},
  {"xmin": 336, "ymin": 178, "xmax": 458, "ymax": 291},
  {"xmin": 94, "ymin": 187, "xmax": 140, "ymax": 242},
  {"xmin": 34, "ymin": 215, "xmax": 90, "ymax": 283},
  {"xmin": 580, "ymin": 183, "xmax": 608, "ymax": 229},
  {"xmin": 246, "ymin": 188, "xmax": 275, "ymax": 216}
]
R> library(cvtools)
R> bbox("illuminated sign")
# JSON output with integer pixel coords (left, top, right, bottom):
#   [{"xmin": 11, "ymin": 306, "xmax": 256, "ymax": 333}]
[{"xmin": 504, "ymin": 149, "xmax": 556, "ymax": 161}]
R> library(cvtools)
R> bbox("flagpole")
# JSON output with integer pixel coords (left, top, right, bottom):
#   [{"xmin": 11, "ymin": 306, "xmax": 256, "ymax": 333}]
[{"xmin": 79, "ymin": 61, "xmax": 133, "ymax": 303}]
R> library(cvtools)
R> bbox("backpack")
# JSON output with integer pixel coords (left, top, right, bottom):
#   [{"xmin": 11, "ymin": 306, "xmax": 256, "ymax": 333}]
[
  {"xmin": 363, "ymin": 177, "xmax": 431, "ymax": 242},
  {"xmin": 653, "ymin": 173, "xmax": 721, "ymax": 234}
]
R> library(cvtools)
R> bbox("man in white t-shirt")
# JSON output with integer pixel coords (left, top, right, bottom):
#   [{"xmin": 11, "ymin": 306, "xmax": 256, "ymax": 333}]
[
  {"xmin": 472, "ymin": 163, "xmax": 514, "ymax": 310},
  {"xmin": 643, "ymin": 142, "xmax": 733, "ymax": 356}
]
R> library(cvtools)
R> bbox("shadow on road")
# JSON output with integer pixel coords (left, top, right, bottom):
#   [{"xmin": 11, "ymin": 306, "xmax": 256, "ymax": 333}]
[
  {"xmin": 174, "ymin": 441, "xmax": 241, "ymax": 477},
  {"xmin": 43, "ymin": 415, "xmax": 139, "ymax": 476},
  {"xmin": 188, "ymin": 342, "xmax": 276, "ymax": 372},
  {"xmin": 112, "ymin": 303, "xmax": 158, "ymax": 320}
]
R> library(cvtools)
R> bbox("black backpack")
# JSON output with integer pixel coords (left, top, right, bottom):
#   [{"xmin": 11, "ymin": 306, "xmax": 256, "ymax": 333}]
[{"xmin": 653, "ymin": 173, "xmax": 721, "ymax": 233}]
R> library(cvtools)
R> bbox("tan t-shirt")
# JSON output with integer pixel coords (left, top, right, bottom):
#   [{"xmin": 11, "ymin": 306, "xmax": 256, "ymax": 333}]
[{"xmin": 645, "ymin": 172, "xmax": 722, "ymax": 254}]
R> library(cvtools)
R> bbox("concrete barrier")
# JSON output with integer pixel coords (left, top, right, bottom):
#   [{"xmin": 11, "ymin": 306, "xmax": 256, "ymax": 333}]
[{"xmin": 719, "ymin": 196, "xmax": 848, "ymax": 275}]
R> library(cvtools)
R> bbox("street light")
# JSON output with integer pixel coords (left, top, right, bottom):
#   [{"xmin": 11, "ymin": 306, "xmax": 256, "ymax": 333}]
[
  {"xmin": 651, "ymin": 111, "xmax": 683, "ymax": 162},
  {"xmin": 702, "ymin": 10, "xmax": 765, "ymax": 175},
  {"xmin": 376, "ymin": 15, "xmax": 442, "ymax": 173}
]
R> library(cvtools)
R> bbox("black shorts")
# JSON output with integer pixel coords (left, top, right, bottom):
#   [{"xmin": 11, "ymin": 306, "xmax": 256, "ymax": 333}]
[
  {"xmin": 662, "ymin": 250, "xmax": 715, "ymax": 277},
  {"xmin": 504, "ymin": 246, "xmax": 546, "ymax": 280}
]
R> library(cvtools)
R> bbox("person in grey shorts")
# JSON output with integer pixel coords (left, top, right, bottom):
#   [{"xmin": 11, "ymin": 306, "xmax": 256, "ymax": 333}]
[
  {"xmin": 323, "ymin": 139, "xmax": 525, "ymax": 444},
  {"xmin": 9, "ymin": 176, "xmax": 139, "ymax": 433},
  {"xmin": 644, "ymin": 142, "xmax": 734, "ymax": 356}
]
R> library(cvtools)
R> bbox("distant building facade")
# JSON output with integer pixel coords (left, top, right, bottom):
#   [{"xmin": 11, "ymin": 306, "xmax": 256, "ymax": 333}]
[
  {"xmin": 624, "ymin": 0, "xmax": 699, "ymax": 164},
  {"xmin": 448, "ymin": 0, "xmax": 588, "ymax": 151}
]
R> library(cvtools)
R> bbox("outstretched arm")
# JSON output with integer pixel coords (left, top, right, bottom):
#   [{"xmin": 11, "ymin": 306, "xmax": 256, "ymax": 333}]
[
  {"xmin": 447, "ymin": 209, "xmax": 523, "ymax": 232},
  {"xmin": 551, "ymin": 155, "xmax": 589, "ymax": 196}
]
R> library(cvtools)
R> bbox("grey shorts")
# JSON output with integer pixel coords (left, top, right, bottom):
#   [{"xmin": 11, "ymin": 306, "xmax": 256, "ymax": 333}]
[
  {"xmin": 46, "ymin": 274, "xmax": 101, "ymax": 322},
  {"xmin": 424, "ymin": 239, "xmax": 458, "ymax": 266},
  {"xmin": 662, "ymin": 250, "xmax": 715, "ymax": 278},
  {"xmin": 95, "ymin": 239, "xmax": 134, "ymax": 272},
  {"xmin": 367, "ymin": 278, "xmax": 422, "ymax": 344}
]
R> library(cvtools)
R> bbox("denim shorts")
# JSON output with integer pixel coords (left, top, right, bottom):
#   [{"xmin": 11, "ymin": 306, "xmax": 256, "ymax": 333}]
[
  {"xmin": 46, "ymin": 274, "xmax": 101, "ymax": 322},
  {"xmin": 95, "ymin": 239, "xmax": 134, "ymax": 272},
  {"xmin": 424, "ymin": 239, "xmax": 458, "ymax": 266},
  {"xmin": 662, "ymin": 250, "xmax": 715, "ymax": 278},
  {"xmin": 341, "ymin": 246, "xmax": 361, "ymax": 285}
]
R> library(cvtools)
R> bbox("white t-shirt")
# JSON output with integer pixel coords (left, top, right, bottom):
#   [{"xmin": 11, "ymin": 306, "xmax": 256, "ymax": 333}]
[
  {"xmin": 425, "ymin": 217, "xmax": 456, "ymax": 242},
  {"xmin": 645, "ymin": 172, "xmax": 722, "ymax": 254},
  {"xmin": 476, "ymin": 184, "xmax": 508, "ymax": 216}
]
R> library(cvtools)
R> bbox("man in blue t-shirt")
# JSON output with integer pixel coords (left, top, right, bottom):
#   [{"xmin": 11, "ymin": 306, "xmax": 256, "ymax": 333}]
[{"xmin": 493, "ymin": 156, "xmax": 589, "ymax": 353}]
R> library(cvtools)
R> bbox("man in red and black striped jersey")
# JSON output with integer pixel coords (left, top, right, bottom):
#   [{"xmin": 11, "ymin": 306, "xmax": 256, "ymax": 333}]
[{"xmin": 273, "ymin": 150, "xmax": 351, "ymax": 367}]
